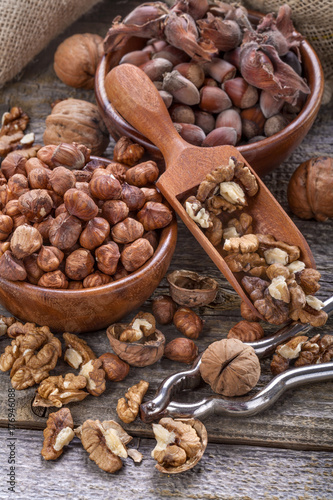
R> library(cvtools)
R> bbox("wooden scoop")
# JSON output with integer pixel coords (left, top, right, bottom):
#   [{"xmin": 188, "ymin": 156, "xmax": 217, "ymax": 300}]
[{"xmin": 105, "ymin": 63, "xmax": 315, "ymax": 316}]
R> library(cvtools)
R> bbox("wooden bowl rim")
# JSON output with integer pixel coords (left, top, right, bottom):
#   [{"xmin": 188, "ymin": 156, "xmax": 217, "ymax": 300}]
[
  {"xmin": 1, "ymin": 156, "xmax": 177, "ymax": 297},
  {"xmin": 95, "ymin": 9, "xmax": 324, "ymax": 158}
]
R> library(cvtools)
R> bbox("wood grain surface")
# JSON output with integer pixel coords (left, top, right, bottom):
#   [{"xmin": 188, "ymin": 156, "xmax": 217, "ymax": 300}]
[{"xmin": 0, "ymin": 1, "xmax": 332, "ymax": 498}]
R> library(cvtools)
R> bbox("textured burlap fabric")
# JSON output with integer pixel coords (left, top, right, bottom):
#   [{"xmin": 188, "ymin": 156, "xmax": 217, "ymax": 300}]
[{"xmin": 0, "ymin": 0, "xmax": 101, "ymax": 88}]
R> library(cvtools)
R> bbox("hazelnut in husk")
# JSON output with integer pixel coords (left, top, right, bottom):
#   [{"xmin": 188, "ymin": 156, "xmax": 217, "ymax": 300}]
[
  {"xmin": 287, "ymin": 157, "xmax": 333, "ymax": 222},
  {"xmin": 200, "ymin": 338, "xmax": 260, "ymax": 396}
]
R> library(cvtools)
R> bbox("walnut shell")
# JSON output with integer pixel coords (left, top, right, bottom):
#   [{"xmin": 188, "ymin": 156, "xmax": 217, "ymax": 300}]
[
  {"xmin": 106, "ymin": 323, "xmax": 165, "ymax": 367},
  {"xmin": 200, "ymin": 338, "xmax": 260, "ymax": 396},
  {"xmin": 167, "ymin": 269, "xmax": 219, "ymax": 307},
  {"xmin": 287, "ymin": 157, "xmax": 333, "ymax": 221},
  {"xmin": 43, "ymin": 99, "xmax": 109, "ymax": 156},
  {"xmin": 54, "ymin": 34, "xmax": 104, "ymax": 90}
]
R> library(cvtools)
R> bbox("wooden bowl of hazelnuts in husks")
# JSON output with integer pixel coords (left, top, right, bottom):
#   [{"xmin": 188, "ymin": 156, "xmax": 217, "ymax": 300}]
[
  {"xmin": 95, "ymin": 7, "xmax": 323, "ymax": 176},
  {"xmin": 0, "ymin": 141, "xmax": 177, "ymax": 333}
]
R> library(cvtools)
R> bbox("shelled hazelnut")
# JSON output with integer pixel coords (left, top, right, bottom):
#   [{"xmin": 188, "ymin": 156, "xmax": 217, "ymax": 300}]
[{"xmin": 0, "ymin": 138, "xmax": 173, "ymax": 288}]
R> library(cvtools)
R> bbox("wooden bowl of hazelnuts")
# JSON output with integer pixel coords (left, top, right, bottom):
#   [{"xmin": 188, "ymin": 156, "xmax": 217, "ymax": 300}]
[
  {"xmin": 0, "ymin": 141, "xmax": 177, "ymax": 333},
  {"xmin": 95, "ymin": 7, "xmax": 323, "ymax": 176}
]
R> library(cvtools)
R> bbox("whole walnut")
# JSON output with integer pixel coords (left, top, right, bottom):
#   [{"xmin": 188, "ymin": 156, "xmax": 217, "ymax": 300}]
[
  {"xmin": 43, "ymin": 99, "xmax": 109, "ymax": 156},
  {"xmin": 54, "ymin": 33, "xmax": 104, "ymax": 89},
  {"xmin": 287, "ymin": 157, "xmax": 333, "ymax": 221},
  {"xmin": 200, "ymin": 338, "xmax": 260, "ymax": 397}
]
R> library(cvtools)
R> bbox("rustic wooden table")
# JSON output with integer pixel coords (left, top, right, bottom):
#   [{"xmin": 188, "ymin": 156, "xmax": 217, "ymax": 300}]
[{"xmin": 0, "ymin": 1, "xmax": 332, "ymax": 499}]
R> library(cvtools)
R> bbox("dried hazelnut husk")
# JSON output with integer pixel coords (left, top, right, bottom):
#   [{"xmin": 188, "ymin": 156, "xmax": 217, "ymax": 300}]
[
  {"xmin": 287, "ymin": 157, "xmax": 333, "ymax": 221},
  {"xmin": 54, "ymin": 34, "xmax": 104, "ymax": 89},
  {"xmin": 167, "ymin": 270, "xmax": 218, "ymax": 307},
  {"xmin": 137, "ymin": 201, "xmax": 173, "ymax": 231},
  {"xmin": 44, "ymin": 99, "xmax": 109, "ymax": 155},
  {"xmin": 151, "ymin": 417, "xmax": 207, "ymax": 474},
  {"xmin": 200, "ymin": 338, "xmax": 261, "ymax": 396},
  {"xmin": 152, "ymin": 295, "xmax": 177, "ymax": 324},
  {"xmin": 18, "ymin": 189, "xmax": 53, "ymax": 222},
  {"xmin": 106, "ymin": 323, "xmax": 165, "ymax": 367},
  {"xmin": 164, "ymin": 338, "xmax": 198, "ymax": 364},
  {"xmin": 173, "ymin": 307, "xmax": 203, "ymax": 339},
  {"xmin": 99, "ymin": 353, "xmax": 129, "ymax": 381}
]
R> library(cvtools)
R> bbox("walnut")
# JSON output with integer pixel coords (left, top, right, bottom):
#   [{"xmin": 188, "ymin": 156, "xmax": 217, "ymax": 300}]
[
  {"xmin": 35, "ymin": 373, "xmax": 88, "ymax": 407},
  {"xmin": 268, "ymin": 275, "xmax": 290, "ymax": 303},
  {"xmin": 79, "ymin": 419, "xmax": 132, "ymax": 473},
  {"xmin": 196, "ymin": 158, "xmax": 235, "ymax": 202},
  {"xmin": 205, "ymin": 193, "xmax": 241, "ymax": 214},
  {"xmin": 297, "ymin": 303, "xmax": 328, "ymax": 327},
  {"xmin": 0, "ymin": 316, "xmax": 16, "ymax": 337},
  {"xmin": 41, "ymin": 408, "xmax": 74, "ymax": 460},
  {"xmin": 0, "ymin": 107, "xmax": 29, "ymax": 157},
  {"xmin": 44, "ymin": 99, "xmax": 109, "ymax": 155},
  {"xmin": 113, "ymin": 137, "xmax": 145, "ymax": 166},
  {"xmin": 227, "ymin": 320, "xmax": 264, "ymax": 342},
  {"xmin": 223, "ymin": 234, "xmax": 259, "ymax": 253},
  {"xmin": 223, "ymin": 213, "xmax": 253, "ymax": 239},
  {"xmin": 79, "ymin": 359, "xmax": 106, "ymax": 396},
  {"xmin": 54, "ymin": 34, "xmax": 104, "ymax": 89},
  {"xmin": 200, "ymin": 338, "xmax": 260, "ymax": 396},
  {"xmin": 257, "ymin": 234, "xmax": 300, "ymax": 264},
  {"xmin": 0, "ymin": 325, "xmax": 62, "ymax": 389},
  {"xmin": 233, "ymin": 157, "xmax": 258, "ymax": 196},
  {"xmin": 296, "ymin": 268, "xmax": 321, "ymax": 295},
  {"xmin": 185, "ymin": 196, "xmax": 211, "ymax": 228},
  {"xmin": 205, "ymin": 214, "xmax": 223, "ymax": 246},
  {"xmin": 266, "ymin": 263, "xmax": 292, "ymax": 281},
  {"xmin": 116, "ymin": 380, "xmax": 149, "ymax": 423},
  {"xmin": 63, "ymin": 332, "xmax": 96, "ymax": 369},
  {"xmin": 271, "ymin": 335, "xmax": 310, "ymax": 374},
  {"xmin": 219, "ymin": 181, "xmax": 246, "ymax": 206},
  {"xmin": 173, "ymin": 307, "xmax": 203, "ymax": 339},
  {"xmin": 287, "ymin": 157, "xmax": 333, "ymax": 221},
  {"xmin": 270, "ymin": 352, "xmax": 290, "ymax": 375},
  {"xmin": 151, "ymin": 418, "xmax": 207, "ymax": 474},
  {"xmin": 225, "ymin": 252, "xmax": 265, "ymax": 272},
  {"xmin": 248, "ymin": 265, "xmax": 268, "ymax": 278},
  {"xmin": 6, "ymin": 321, "xmax": 36, "ymax": 338}
]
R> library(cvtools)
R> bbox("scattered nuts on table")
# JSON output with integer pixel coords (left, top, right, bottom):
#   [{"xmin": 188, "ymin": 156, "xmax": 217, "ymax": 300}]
[
  {"xmin": 34, "ymin": 373, "xmax": 88, "ymax": 407},
  {"xmin": 0, "ymin": 136, "xmax": 173, "ymax": 289},
  {"xmin": 227, "ymin": 320, "xmax": 265, "ymax": 342},
  {"xmin": 173, "ymin": 307, "xmax": 203, "ymax": 339},
  {"xmin": 41, "ymin": 408, "xmax": 75, "ymax": 461},
  {"xmin": 77, "ymin": 419, "xmax": 132, "ymax": 472},
  {"xmin": 0, "ymin": 324, "xmax": 61, "ymax": 389},
  {"xmin": 200, "ymin": 338, "xmax": 261, "ymax": 396},
  {"xmin": 271, "ymin": 334, "xmax": 333, "ymax": 375},
  {"xmin": 116, "ymin": 379, "xmax": 149, "ymax": 423},
  {"xmin": 167, "ymin": 269, "xmax": 219, "ymax": 307},
  {"xmin": 164, "ymin": 337, "xmax": 198, "ymax": 364},
  {"xmin": 287, "ymin": 156, "xmax": 333, "ymax": 221},
  {"xmin": 151, "ymin": 417, "xmax": 207, "ymax": 474}
]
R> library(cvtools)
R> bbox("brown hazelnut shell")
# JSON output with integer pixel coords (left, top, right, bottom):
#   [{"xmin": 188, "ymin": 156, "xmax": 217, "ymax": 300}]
[
  {"xmin": 106, "ymin": 323, "xmax": 165, "ymax": 367},
  {"xmin": 155, "ymin": 418, "xmax": 207, "ymax": 474},
  {"xmin": 167, "ymin": 269, "xmax": 218, "ymax": 307}
]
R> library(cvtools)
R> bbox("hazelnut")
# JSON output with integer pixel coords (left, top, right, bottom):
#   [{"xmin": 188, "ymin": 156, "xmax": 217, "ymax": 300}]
[
  {"xmin": 137, "ymin": 201, "xmax": 173, "ymax": 231},
  {"xmin": 164, "ymin": 338, "xmax": 198, "ymax": 364},
  {"xmin": 37, "ymin": 246, "xmax": 64, "ymax": 272},
  {"xmin": 141, "ymin": 187, "xmax": 163, "ymax": 203},
  {"xmin": 152, "ymin": 295, "xmax": 177, "ymax": 324},
  {"xmin": 64, "ymin": 188, "xmax": 98, "ymax": 221},
  {"xmin": 28, "ymin": 167, "xmax": 51, "ymax": 190},
  {"xmin": 102, "ymin": 200, "xmax": 129, "ymax": 226},
  {"xmin": 18, "ymin": 189, "xmax": 53, "ymax": 222},
  {"xmin": 65, "ymin": 248, "xmax": 94, "ymax": 280},
  {"xmin": 3, "ymin": 200, "xmax": 20, "ymax": 217},
  {"xmin": 34, "ymin": 215, "xmax": 54, "ymax": 241},
  {"xmin": 120, "ymin": 238, "xmax": 154, "ymax": 272},
  {"xmin": 68, "ymin": 280, "xmax": 84, "ymax": 289},
  {"xmin": 7, "ymin": 174, "xmax": 29, "ymax": 198},
  {"xmin": 111, "ymin": 217, "xmax": 144, "ymax": 244},
  {"xmin": 75, "ymin": 181, "xmax": 91, "ymax": 197},
  {"xmin": 38, "ymin": 270, "xmax": 69, "ymax": 289},
  {"xmin": 0, "ymin": 250, "xmax": 27, "ymax": 281},
  {"xmin": 95, "ymin": 242, "xmax": 120, "ymax": 275},
  {"xmin": 23, "ymin": 253, "xmax": 44, "ymax": 284},
  {"xmin": 89, "ymin": 171, "xmax": 122, "ymax": 200},
  {"xmin": 0, "ymin": 214, "xmax": 13, "ymax": 240},
  {"xmin": 79, "ymin": 217, "xmax": 110, "ymax": 250},
  {"xmin": 99, "ymin": 353, "xmax": 129, "ymax": 381},
  {"xmin": 37, "ymin": 143, "xmax": 89, "ymax": 170},
  {"xmin": 49, "ymin": 166, "xmax": 76, "ymax": 196},
  {"xmin": 83, "ymin": 271, "xmax": 112, "ymax": 288},
  {"xmin": 173, "ymin": 307, "xmax": 203, "ymax": 339},
  {"xmin": 121, "ymin": 183, "xmax": 146, "ymax": 211},
  {"xmin": 25, "ymin": 157, "xmax": 49, "ymax": 175},
  {"xmin": 240, "ymin": 300, "xmax": 260, "ymax": 322},
  {"xmin": 227, "ymin": 320, "xmax": 265, "ymax": 342},
  {"xmin": 49, "ymin": 213, "xmax": 82, "ymax": 250},
  {"xmin": 125, "ymin": 161, "xmax": 159, "ymax": 187},
  {"xmin": 113, "ymin": 137, "xmax": 144, "ymax": 166},
  {"xmin": 105, "ymin": 162, "xmax": 128, "ymax": 182},
  {"xmin": 1, "ymin": 152, "xmax": 27, "ymax": 179},
  {"xmin": 200, "ymin": 338, "xmax": 261, "ymax": 396},
  {"xmin": 142, "ymin": 230, "xmax": 159, "ymax": 250},
  {"xmin": 10, "ymin": 225, "xmax": 43, "ymax": 259}
]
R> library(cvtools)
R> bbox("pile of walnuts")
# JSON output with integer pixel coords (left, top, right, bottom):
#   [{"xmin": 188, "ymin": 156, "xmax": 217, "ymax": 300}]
[{"xmin": 0, "ymin": 137, "xmax": 173, "ymax": 289}]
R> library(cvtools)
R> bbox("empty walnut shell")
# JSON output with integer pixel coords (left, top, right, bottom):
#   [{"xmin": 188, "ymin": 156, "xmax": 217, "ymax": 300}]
[
  {"xmin": 154, "ymin": 418, "xmax": 208, "ymax": 474},
  {"xmin": 106, "ymin": 323, "xmax": 165, "ymax": 367},
  {"xmin": 167, "ymin": 270, "xmax": 219, "ymax": 307}
]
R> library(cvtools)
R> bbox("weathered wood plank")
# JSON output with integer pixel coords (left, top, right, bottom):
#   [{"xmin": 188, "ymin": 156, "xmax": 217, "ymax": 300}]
[
  {"xmin": 0, "ymin": 0, "xmax": 333, "ymax": 453},
  {"xmin": 0, "ymin": 428, "xmax": 332, "ymax": 500}
]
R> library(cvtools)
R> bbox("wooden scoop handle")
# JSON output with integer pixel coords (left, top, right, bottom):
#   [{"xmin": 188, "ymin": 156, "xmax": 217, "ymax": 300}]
[{"xmin": 105, "ymin": 63, "xmax": 187, "ymax": 164}]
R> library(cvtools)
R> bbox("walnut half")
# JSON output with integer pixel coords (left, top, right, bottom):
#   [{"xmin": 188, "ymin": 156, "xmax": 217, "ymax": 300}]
[{"xmin": 41, "ymin": 408, "xmax": 74, "ymax": 460}]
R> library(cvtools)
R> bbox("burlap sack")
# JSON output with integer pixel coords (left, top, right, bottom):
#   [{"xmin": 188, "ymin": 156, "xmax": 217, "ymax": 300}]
[{"xmin": 0, "ymin": 0, "xmax": 101, "ymax": 88}]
